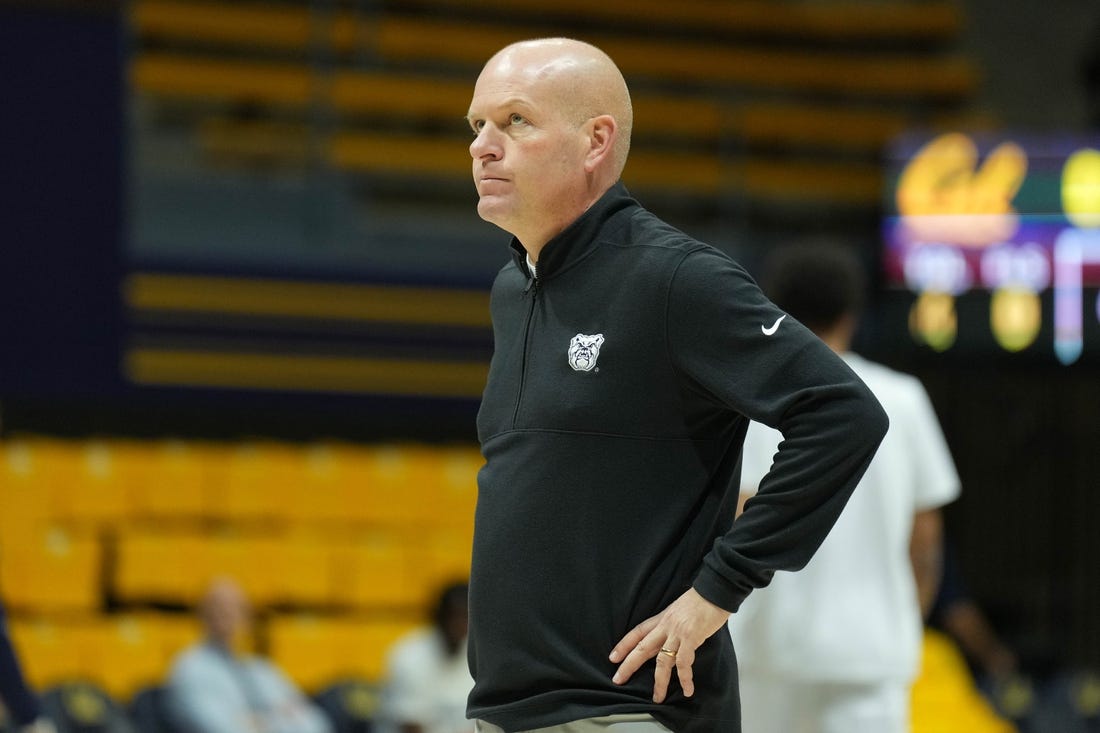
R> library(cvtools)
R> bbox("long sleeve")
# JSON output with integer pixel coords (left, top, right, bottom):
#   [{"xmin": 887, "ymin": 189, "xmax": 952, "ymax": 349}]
[
  {"xmin": 250, "ymin": 660, "xmax": 332, "ymax": 733},
  {"xmin": 166, "ymin": 648, "xmax": 252, "ymax": 733},
  {"xmin": 167, "ymin": 647, "xmax": 333, "ymax": 733},
  {"xmin": 667, "ymin": 249, "xmax": 889, "ymax": 613}
]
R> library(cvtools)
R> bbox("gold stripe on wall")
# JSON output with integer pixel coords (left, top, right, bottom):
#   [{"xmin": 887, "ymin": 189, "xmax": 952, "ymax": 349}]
[
  {"xmin": 126, "ymin": 349, "xmax": 488, "ymax": 398},
  {"xmin": 125, "ymin": 274, "xmax": 491, "ymax": 328}
]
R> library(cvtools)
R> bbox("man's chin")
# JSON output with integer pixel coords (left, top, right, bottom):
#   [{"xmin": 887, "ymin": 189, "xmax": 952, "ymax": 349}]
[{"xmin": 476, "ymin": 199, "xmax": 511, "ymax": 227}]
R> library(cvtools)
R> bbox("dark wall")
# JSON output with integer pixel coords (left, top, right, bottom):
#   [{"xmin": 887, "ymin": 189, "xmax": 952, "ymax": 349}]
[
  {"xmin": 0, "ymin": 3, "xmax": 481, "ymax": 441},
  {"xmin": 958, "ymin": 0, "xmax": 1100, "ymax": 130},
  {"xmin": 0, "ymin": 3, "xmax": 125, "ymax": 400},
  {"xmin": 917, "ymin": 363, "xmax": 1100, "ymax": 670}
]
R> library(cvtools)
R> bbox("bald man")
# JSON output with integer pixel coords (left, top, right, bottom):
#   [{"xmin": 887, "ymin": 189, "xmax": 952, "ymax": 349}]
[
  {"xmin": 166, "ymin": 578, "xmax": 331, "ymax": 733},
  {"xmin": 465, "ymin": 39, "xmax": 889, "ymax": 732}
]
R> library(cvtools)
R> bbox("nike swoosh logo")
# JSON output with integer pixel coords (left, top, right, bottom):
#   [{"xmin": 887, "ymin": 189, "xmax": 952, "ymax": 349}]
[{"xmin": 761, "ymin": 315, "xmax": 787, "ymax": 336}]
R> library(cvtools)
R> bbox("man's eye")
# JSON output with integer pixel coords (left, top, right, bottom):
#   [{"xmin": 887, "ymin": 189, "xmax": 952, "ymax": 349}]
[{"xmin": 509, "ymin": 113, "xmax": 526, "ymax": 125}]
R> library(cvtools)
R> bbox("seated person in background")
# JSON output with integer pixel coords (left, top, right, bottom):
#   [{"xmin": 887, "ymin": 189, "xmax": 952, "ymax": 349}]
[
  {"xmin": 378, "ymin": 582, "xmax": 473, "ymax": 733},
  {"xmin": 0, "ymin": 600, "xmax": 56, "ymax": 733},
  {"xmin": 929, "ymin": 541, "xmax": 1019, "ymax": 690},
  {"xmin": 166, "ymin": 578, "xmax": 331, "ymax": 733}
]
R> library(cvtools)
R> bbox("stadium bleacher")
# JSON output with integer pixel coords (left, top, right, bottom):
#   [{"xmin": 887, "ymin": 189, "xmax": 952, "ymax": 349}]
[
  {"xmin": 128, "ymin": 0, "xmax": 990, "ymax": 213},
  {"xmin": 0, "ymin": 437, "xmax": 478, "ymax": 704}
]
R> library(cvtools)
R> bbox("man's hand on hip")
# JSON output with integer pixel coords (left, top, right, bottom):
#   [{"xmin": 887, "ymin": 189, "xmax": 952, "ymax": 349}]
[{"xmin": 608, "ymin": 587, "xmax": 731, "ymax": 703}]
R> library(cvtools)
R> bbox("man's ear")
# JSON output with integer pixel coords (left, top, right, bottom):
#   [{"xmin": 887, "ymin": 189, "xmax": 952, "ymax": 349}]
[{"xmin": 584, "ymin": 114, "xmax": 617, "ymax": 173}]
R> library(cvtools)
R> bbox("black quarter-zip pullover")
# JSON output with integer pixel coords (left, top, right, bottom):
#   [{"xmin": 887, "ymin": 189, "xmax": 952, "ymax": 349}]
[{"xmin": 468, "ymin": 183, "xmax": 888, "ymax": 731}]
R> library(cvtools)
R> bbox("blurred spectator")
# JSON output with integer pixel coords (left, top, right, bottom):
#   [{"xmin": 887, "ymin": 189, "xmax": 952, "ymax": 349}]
[
  {"xmin": 728, "ymin": 242, "xmax": 961, "ymax": 733},
  {"xmin": 166, "ymin": 578, "xmax": 331, "ymax": 733},
  {"xmin": 929, "ymin": 541, "xmax": 1019, "ymax": 690},
  {"xmin": 377, "ymin": 582, "xmax": 472, "ymax": 733},
  {"xmin": 0, "ymin": 600, "xmax": 56, "ymax": 733}
]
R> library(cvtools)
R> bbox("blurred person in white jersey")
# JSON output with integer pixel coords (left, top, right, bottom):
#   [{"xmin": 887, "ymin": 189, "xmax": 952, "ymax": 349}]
[
  {"xmin": 378, "ymin": 581, "xmax": 473, "ymax": 733},
  {"xmin": 728, "ymin": 242, "xmax": 961, "ymax": 733}
]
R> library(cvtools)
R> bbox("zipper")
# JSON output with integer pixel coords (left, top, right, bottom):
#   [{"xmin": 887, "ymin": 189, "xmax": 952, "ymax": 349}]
[{"xmin": 512, "ymin": 274, "xmax": 539, "ymax": 428}]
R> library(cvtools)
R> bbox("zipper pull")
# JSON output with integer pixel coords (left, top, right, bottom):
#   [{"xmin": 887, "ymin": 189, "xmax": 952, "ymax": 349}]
[{"xmin": 524, "ymin": 275, "xmax": 539, "ymax": 295}]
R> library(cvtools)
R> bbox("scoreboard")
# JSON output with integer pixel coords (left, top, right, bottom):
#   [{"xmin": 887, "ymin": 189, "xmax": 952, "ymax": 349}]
[{"xmin": 882, "ymin": 131, "xmax": 1100, "ymax": 364}]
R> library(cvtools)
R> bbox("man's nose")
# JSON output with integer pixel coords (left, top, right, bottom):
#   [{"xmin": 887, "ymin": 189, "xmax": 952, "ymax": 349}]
[{"xmin": 470, "ymin": 125, "xmax": 502, "ymax": 160}]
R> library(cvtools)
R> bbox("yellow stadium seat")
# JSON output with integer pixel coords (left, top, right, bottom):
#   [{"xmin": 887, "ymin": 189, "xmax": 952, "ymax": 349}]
[
  {"xmin": 266, "ymin": 614, "xmax": 349, "ymax": 693},
  {"xmin": 125, "ymin": 441, "xmax": 209, "ymax": 521},
  {"xmin": 295, "ymin": 444, "xmax": 363, "ymax": 525},
  {"xmin": 79, "ymin": 615, "xmax": 173, "ymax": 701},
  {"xmin": 8, "ymin": 614, "xmax": 201, "ymax": 702},
  {"xmin": 267, "ymin": 614, "xmax": 418, "ymax": 692},
  {"xmin": 113, "ymin": 528, "xmax": 209, "ymax": 605},
  {"xmin": 114, "ymin": 525, "xmax": 328, "ymax": 610},
  {"xmin": 267, "ymin": 533, "xmax": 336, "ymax": 608},
  {"xmin": 911, "ymin": 629, "xmax": 1017, "ymax": 733},
  {"xmin": 328, "ymin": 443, "xmax": 439, "ymax": 527},
  {"xmin": 204, "ymin": 442, "xmax": 302, "ymax": 524},
  {"xmin": 356, "ymin": 444, "xmax": 452, "ymax": 526},
  {"xmin": 50, "ymin": 441, "xmax": 134, "ymax": 527},
  {"xmin": 204, "ymin": 532, "xmax": 283, "ymax": 607},
  {"xmin": 413, "ymin": 528, "xmax": 472, "ymax": 604},
  {"xmin": 431, "ymin": 446, "xmax": 481, "ymax": 529},
  {"xmin": 6, "ymin": 617, "xmax": 94, "ymax": 690},
  {"xmin": 330, "ymin": 532, "xmax": 418, "ymax": 611},
  {"xmin": 154, "ymin": 612, "xmax": 205, "ymax": 663},
  {"xmin": 1, "ymin": 440, "xmax": 69, "ymax": 542},
  {"xmin": 0, "ymin": 527, "xmax": 102, "ymax": 613}
]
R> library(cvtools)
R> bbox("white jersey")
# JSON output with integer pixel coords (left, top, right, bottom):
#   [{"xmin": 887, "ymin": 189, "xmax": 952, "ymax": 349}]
[
  {"xmin": 729, "ymin": 352, "xmax": 960, "ymax": 683},
  {"xmin": 377, "ymin": 629, "xmax": 474, "ymax": 733}
]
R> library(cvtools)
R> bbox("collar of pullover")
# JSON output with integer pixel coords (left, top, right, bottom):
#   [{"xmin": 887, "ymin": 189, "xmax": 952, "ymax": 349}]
[{"xmin": 509, "ymin": 182, "xmax": 637, "ymax": 282}]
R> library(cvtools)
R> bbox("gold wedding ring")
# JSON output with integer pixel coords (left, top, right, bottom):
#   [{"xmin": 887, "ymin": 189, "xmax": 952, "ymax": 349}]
[{"xmin": 659, "ymin": 647, "xmax": 677, "ymax": 658}]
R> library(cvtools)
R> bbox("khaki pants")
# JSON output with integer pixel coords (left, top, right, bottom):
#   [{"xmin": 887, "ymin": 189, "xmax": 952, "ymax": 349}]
[
  {"xmin": 474, "ymin": 714, "xmax": 674, "ymax": 733},
  {"xmin": 740, "ymin": 673, "xmax": 908, "ymax": 733}
]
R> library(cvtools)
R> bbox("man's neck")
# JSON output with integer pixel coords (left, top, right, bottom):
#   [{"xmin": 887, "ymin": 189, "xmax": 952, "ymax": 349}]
[
  {"xmin": 516, "ymin": 181, "xmax": 617, "ymax": 264},
  {"xmin": 516, "ymin": 237, "xmax": 544, "ymax": 263},
  {"xmin": 206, "ymin": 637, "xmax": 240, "ymax": 658},
  {"xmin": 817, "ymin": 316, "xmax": 856, "ymax": 355}
]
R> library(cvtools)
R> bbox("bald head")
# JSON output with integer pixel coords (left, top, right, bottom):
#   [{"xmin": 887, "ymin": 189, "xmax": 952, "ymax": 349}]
[
  {"xmin": 480, "ymin": 38, "xmax": 633, "ymax": 180},
  {"xmin": 468, "ymin": 38, "xmax": 634, "ymax": 252},
  {"xmin": 200, "ymin": 577, "xmax": 251, "ymax": 649}
]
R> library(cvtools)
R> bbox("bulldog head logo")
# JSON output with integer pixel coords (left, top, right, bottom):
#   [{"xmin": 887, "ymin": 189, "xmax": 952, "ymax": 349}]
[{"xmin": 567, "ymin": 333, "xmax": 604, "ymax": 372}]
